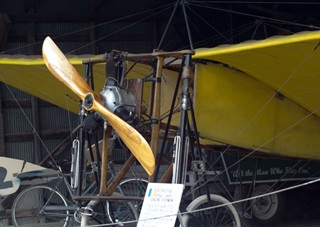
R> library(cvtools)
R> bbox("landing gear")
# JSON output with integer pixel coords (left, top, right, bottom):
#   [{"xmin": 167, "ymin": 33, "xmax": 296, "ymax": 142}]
[
  {"xmin": 235, "ymin": 184, "xmax": 287, "ymax": 227},
  {"xmin": 250, "ymin": 184, "xmax": 286, "ymax": 226}
]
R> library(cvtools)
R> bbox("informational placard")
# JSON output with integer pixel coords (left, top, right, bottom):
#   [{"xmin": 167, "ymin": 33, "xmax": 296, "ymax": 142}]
[{"xmin": 137, "ymin": 183, "xmax": 184, "ymax": 227}]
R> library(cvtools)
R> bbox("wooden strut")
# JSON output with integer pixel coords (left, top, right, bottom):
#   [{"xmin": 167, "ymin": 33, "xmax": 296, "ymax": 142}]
[
  {"xmin": 99, "ymin": 123, "xmax": 112, "ymax": 195},
  {"xmin": 148, "ymin": 56, "xmax": 164, "ymax": 182},
  {"xmin": 73, "ymin": 195, "xmax": 143, "ymax": 201},
  {"xmin": 82, "ymin": 49, "xmax": 195, "ymax": 65},
  {"xmin": 160, "ymin": 163, "xmax": 173, "ymax": 183},
  {"xmin": 105, "ymin": 154, "xmax": 136, "ymax": 195}
]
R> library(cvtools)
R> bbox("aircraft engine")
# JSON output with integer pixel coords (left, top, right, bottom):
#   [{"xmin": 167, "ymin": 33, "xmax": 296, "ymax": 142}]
[{"xmin": 101, "ymin": 85, "xmax": 136, "ymax": 122}]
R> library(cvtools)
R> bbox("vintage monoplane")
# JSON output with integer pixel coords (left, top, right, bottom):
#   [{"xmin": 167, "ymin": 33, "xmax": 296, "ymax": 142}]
[
  {"xmin": 1, "ymin": 29, "xmax": 320, "ymax": 226},
  {"xmin": 2, "ymin": 0, "xmax": 320, "ymax": 223}
]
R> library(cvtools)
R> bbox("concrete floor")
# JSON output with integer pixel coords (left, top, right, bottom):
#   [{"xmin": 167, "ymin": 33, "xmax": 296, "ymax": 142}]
[
  {"xmin": 279, "ymin": 220, "xmax": 320, "ymax": 227},
  {"xmin": 2, "ymin": 216, "xmax": 320, "ymax": 226},
  {"xmin": 241, "ymin": 218, "xmax": 320, "ymax": 227}
]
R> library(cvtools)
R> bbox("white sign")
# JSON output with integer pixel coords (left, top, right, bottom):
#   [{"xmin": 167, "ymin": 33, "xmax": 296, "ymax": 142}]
[{"xmin": 137, "ymin": 183, "xmax": 184, "ymax": 227}]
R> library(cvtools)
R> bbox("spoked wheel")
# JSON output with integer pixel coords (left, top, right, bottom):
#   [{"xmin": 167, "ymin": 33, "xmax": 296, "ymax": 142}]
[
  {"xmin": 181, "ymin": 194, "xmax": 241, "ymax": 227},
  {"xmin": 117, "ymin": 178, "xmax": 148, "ymax": 214},
  {"xmin": 106, "ymin": 192, "xmax": 139, "ymax": 227},
  {"xmin": 11, "ymin": 185, "xmax": 70, "ymax": 227}
]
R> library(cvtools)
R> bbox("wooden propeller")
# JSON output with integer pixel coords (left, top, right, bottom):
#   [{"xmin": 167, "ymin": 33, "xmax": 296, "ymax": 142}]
[{"xmin": 42, "ymin": 36, "xmax": 155, "ymax": 175}]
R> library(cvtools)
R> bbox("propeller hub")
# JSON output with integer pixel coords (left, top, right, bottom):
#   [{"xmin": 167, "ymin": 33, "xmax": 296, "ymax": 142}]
[{"xmin": 84, "ymin": 93, "xmax": 94, "ymax": 110}]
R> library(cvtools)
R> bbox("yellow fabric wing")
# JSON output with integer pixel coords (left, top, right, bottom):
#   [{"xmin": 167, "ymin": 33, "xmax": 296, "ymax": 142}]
[
  {"xmin": 193, "ymin": 30, "xmax": 320, "ymax": 160},
  {"xmin": 194, "ymin": 30, "xmax": 320, "ymax": 118}
]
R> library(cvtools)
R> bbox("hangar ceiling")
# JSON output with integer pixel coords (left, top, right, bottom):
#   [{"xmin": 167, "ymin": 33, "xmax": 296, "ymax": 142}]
[{"xmin": 1, "ymin": 0, "xmax": 320, "ymax": 55}]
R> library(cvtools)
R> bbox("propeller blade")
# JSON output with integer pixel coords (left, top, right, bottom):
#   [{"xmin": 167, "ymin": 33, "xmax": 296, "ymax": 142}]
[{"xmin": 42, "ymin": 36, "xmax": 155, "ymax": 175}]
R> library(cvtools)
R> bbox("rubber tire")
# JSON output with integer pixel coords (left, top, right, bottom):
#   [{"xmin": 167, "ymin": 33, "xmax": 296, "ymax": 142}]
[
  {"xmin": 11, "ymin": 185, "xmax": 69, "ymax": 227},
  {"xmin": 250, "ymin": 184, "xmax": 286, "ymax": 227},
  {"xmin": 181, "ymin": 194, "xmax": 241, "ymax": 227}
]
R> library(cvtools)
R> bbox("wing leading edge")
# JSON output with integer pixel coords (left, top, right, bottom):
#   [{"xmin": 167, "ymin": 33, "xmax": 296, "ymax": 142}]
[{"xmin": 193, "ymin": 30, "xmax": 320, "ymax": 118}]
